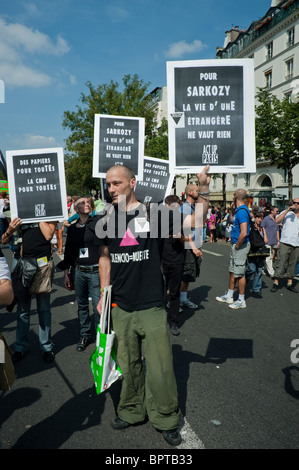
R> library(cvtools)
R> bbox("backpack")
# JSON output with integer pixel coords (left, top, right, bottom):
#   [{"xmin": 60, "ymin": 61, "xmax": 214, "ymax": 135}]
[
  {"xmin": 248, "ymin": 220, "xmax": 270, "ymax": 257},
  {"xmin": 238, "ymin": 208, "xmax": 270, "ymax": 257},
  {"xmin": 249, "ymin": 222, "xmax": 266, "ymax": 251}
]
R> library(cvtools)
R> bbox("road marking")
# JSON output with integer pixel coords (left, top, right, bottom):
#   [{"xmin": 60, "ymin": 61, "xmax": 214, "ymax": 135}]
[
  {"xmin": 178, "ymin": 417, "xmax": 205, "ymax": 449},
  {"xmin": 201, "ymin": 249, "xmax": 223, "ymax": 257}
]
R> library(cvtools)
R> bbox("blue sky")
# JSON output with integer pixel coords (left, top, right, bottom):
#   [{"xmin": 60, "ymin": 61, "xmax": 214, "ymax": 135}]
[{"xmin": 0, "ymin": 0, "xmax": 272, "ymax": 156}]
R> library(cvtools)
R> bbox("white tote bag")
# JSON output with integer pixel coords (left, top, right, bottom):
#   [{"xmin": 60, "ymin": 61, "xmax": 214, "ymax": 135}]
[{"xmin": 89, "ymin": 286, "xmax": 122, "ymax": 394}]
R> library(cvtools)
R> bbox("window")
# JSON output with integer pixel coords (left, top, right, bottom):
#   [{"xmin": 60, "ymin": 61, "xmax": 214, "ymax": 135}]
[
  {"xmin": 265, "ymin": 70, "xmax": 272, "ymax": 89},
  {"xmin": 266, "ymin": 42, "xmax": 273, "ymax": 60},
  {"xmin": 232, "ymin": 174, "xmax": 237, "ymax": 187},
  {"xmin": 245, "ymin": 174, "xmax": 250, "ymax": 186},
  {"xmin": 261, "ymin": 176, "xmax": 272, "ymax": 187},
  {"xmin": 287, "ymin": 28, "xmax": 295, "ymax": 47},
  {"xmin": 285, "ymin": 58, "xmax": 293, "ymax": 80}
]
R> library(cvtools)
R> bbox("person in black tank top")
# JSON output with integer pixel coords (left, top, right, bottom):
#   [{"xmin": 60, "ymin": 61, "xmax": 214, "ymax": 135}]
[{"xmin": 11, "ymin": 221, "xmax": 57, "ymax": 364}]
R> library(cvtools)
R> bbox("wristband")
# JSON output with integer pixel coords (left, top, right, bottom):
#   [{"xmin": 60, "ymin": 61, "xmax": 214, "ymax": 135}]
[{"xmin": 197, "ymin": 191, "xmax": 210, "ymax": 195}]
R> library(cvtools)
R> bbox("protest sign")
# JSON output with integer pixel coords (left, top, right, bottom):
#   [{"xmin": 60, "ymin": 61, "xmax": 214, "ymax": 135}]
[
  {"xmin": 0, "ymin": 150, "xmax": 7, "ymax": 180},
  {"xmin": 167, "ymin": 59, "xmax": 255, "ymax": 174},
  {"xmin": 134, "ymin": 156, "xmax": 173, "ymax": 203},
  {"xmin": 6, "ymin": 147, "xmax": 68, "ymax": 223},
  {"xmin": 93, "ymin": 114, "xmax": 145, "ymax": 180}
]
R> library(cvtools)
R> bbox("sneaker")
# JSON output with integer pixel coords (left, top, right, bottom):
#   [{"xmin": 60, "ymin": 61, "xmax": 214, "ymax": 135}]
[
  {"xmin": 228, "ymin": 299, "xmax": 246, "ymax": 309},
  {"xmin": 216, "ymin": 294, "xmax": 234, "ymax": 304},
  {"xmin": 287, "ymin": 285, "xmax": 298, "ymax": 293},
  {"xmin": 180, "ymin": 298, "xmax": 198, "ymax": 309},
  {"xmin": 271, "ymin": 283, "xmax": 279, "ymax": 293},
  {"xmin": 111, "ymin": 417, "xmax": 131, "ymax": 430},
  {"xmin": 170, "ymin": 323, "xmax": 180, "ymax": 336},
  {"xmin": 162, "ymin": 429, "xmax": 182, "ymax": 446}
]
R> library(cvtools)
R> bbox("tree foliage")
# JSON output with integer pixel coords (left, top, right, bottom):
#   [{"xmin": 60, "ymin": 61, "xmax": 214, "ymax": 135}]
[
  {"xmin": 144, "ymin": 117, "xmax": 169, "ymax": 160},
  {"xmin": 62, "ymin": 74, "xmax": 157, "ymax": 194},
  {"xmin": 255, "ymin": 87, "xmax": 299, "ymax": 202}
]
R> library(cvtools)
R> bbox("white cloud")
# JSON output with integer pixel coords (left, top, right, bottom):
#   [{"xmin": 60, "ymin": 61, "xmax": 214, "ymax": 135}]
[
  {"xmin": 106, "ymin": 5, "xmax": 130, "ymax": 23},
  {"xmin": 0, "ymin": 17, "xmax": 70, "ymax": 88},
  {"xmin": 0, "ymin": 63, "xmax": 51, "ymax": 87},
  {"xmin": 0, "ymin": 18, "xmax": 70, "ymax": 55},
  {"xmin": 13, "ymin": 134, "xmax": 61, "ymax": 149},
  {"xmin": 61, "ymin": 68, "xmax": 77, "ymax": 86},
  {"xmin": 21, "ymin": 2, "xmax": 39, "ymax": 16},
  {"xmin": 165, "ymin": 39, "xmax": 207, "ymax": 58}
]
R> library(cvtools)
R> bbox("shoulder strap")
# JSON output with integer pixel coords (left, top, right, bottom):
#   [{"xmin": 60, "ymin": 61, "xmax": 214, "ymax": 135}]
[{"xmin": 236, "ymin": 207, "xmax": 251, "ymax": 226}]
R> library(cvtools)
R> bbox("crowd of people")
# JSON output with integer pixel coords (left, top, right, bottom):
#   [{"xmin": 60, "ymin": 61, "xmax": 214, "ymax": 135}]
[{"xmin": 0, "ymin": 169, "xmax": 299, "ymax": 447}]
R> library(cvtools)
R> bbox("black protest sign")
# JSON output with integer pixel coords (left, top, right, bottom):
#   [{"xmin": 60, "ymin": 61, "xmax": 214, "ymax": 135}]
[
  {"xmin": 134, "ymin": 157, "xmax": 173, "ymax": 203},
  {"xmin": 93, "ymin": 114, "xmax": 145, "ymax": 180},
  {"xmin": 6, "ymin": 148, "xmax": 68, "ymax": 223},
  {"xmin": 167, "ymin": 59, "xmax": 255, "ymax": 174}
]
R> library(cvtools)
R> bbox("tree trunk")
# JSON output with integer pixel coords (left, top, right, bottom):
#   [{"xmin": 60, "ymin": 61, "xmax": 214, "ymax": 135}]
[
  {"xmin": 288, "ymin": 168, "xmax": 293, "ymax": 204},
  {"xmin": 222, "ymin": 173, "xmax": 226, "ymax": 207}
]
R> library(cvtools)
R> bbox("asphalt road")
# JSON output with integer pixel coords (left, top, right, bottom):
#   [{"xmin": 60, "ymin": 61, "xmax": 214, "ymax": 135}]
[{"xmin": 0, "ymin": 240, "xmax": 298, "ymax": 452}]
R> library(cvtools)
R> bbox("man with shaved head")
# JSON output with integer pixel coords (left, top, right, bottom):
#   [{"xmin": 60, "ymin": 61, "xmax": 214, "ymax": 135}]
[
  {"xmin": 95, "ymin": 163, "xmax": 211, "ymax": 446},
  {"xmin": 216, "ymin": 188, "xmax": 251, "ymax": 309}
]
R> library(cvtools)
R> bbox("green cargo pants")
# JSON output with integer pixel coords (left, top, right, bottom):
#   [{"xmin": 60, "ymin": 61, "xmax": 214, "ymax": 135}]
[{"xmin": 111, "ymin": 305, "xmax": 181, "ymax": 431}]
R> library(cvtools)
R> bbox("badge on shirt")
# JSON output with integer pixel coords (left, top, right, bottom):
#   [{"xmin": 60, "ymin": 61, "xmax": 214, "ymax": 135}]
[
  {"xmin": 37, "ymin": 256, "xmax": 48, "ymax": 267},
  {"xmin": 134, "ymin": 217, "xmax": 150, "ymax": 233},
  {"xmin": 79, "ymin": 248, "xmax": 89, "ymax": 258}
]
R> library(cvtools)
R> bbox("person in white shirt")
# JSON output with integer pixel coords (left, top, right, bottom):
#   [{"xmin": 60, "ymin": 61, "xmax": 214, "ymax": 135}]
[{"xmin": 271, "ymin": 198, "xmax": 299, "ymax": 293}]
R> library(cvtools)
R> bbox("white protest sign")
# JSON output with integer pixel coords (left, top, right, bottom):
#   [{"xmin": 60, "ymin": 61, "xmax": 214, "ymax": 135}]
[
  {"xmin": 93, "ymin": 114, "xmax": 145, "ymax": 181},
  {"xmin": 134, "ymin": 156, "xmax": 173, "ymax": 203},
  {"xmin": 6, "ymin": 147, "xmax": 68, "ymax": 223},
  {"xmin": 167, "ymin": 59, "xmax": 256, "ymax": 174}
]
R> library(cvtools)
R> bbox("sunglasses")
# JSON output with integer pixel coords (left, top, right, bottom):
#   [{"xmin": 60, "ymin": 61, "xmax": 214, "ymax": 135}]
[{"xmin": 293, "ymin": 201, "xmax": 299, "ymax": 204}]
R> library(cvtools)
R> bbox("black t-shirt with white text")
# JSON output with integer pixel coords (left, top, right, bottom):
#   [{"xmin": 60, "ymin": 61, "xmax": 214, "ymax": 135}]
[{"xmin": 95, "ymin": 204, "xmax": 184, "ymax": 311}]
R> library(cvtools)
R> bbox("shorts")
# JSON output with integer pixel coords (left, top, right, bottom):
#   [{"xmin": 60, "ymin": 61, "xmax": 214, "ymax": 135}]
[
  {"xmin": 274, "ymin": 242, "xmax": 299, "ymax": 279},
  {"xmin": 181, "ymin": 249, "xmax": 201, "ymax": 283},
  {"xmin": 229, "ymin": 242, "xmax": 250, "ymax": 278}
]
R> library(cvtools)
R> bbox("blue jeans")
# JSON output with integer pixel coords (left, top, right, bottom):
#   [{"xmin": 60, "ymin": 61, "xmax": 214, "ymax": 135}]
[
  {"xmin": 15, "ymin": 293, "xmax": 53, "ymax": 353},
  {"xmin": 246, "ymin": 257, "xmax": 264, "ymax": 292},
  {"xmin": 73, "ymin": 268, "xmax": 101, "ymax": 338}
]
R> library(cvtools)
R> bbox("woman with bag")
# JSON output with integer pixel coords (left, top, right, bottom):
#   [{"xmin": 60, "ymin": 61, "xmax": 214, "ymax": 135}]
[
  {"xmin": 3, "ymin": 219, "xmax": 57, "ymax": 364},
  {"xmin": 57, "ymin": 196, "xmax": 101, "ymax": 352},
  {"xmin": 245, "ymin": 213, "xmax": 268, "ymax": 298}
]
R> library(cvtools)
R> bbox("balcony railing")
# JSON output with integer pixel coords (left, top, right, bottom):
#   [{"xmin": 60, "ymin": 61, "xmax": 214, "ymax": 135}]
[{"xmin": 217, "ymin": 0, "xmax": 299, "ymax": 59}]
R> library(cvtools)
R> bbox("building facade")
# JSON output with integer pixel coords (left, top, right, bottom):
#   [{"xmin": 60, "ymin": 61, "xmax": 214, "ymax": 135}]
[
  {"xmin": 149, "ymin": 0, "xmax": 299, "ymax": 209},
  {"xmin": 215, "ymin": 0, "xmax": 299, "ymax": 209}
]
